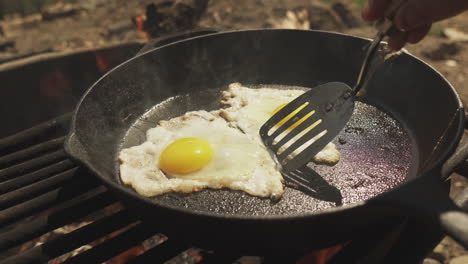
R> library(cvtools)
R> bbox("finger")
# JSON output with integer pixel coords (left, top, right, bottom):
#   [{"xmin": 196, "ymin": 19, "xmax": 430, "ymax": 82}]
[
  {"xmin": 387, "ymin": 30, "xmax": 408, "ymax": 51},
  {"xmin": 407, "ymin": 24, "xmax": 432, "ymax": 44},
  {"xmin": 362, "ymin": 0, "xmax": 391, "ymax": 21},
  {"xmin": 394, "ymin": 0, "xmax": 468, "ymax": 31}
]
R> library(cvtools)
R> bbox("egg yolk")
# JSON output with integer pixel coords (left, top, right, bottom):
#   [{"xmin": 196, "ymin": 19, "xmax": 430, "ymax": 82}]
[
  {"xmin": 159, "ymin": 137, "xmax": 214, "ymax": 175},
  {"xmin": 271, "ymin": 103, "xmax": 314, "ymax": 130}
]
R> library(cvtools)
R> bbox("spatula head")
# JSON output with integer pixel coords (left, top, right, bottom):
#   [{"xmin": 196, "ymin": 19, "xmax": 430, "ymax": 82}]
[{"xmin": 259, "ymin": 82, "xmax": 354, "ymax": 172}]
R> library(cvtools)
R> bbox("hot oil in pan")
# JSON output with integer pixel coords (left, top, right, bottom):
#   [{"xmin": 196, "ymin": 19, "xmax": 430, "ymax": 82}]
[{"xmin": 120, "ymin": 84, "xmax": 416, "ymax": 217}]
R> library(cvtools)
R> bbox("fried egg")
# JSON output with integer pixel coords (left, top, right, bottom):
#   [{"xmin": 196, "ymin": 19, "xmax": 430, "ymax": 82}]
[
  {"xmin": 119, "ymin": 111, "xmax": 284, "ymax": 199},
  {"xmin": 219, "ymin": 82, "xmax": 340, "ymax": 165}
]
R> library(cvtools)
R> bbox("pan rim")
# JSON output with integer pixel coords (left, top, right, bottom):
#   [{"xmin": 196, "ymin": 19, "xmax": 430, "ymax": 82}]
[{"xmin": 64, "ymin": 28, "xmax": 465, "ymax": 221}]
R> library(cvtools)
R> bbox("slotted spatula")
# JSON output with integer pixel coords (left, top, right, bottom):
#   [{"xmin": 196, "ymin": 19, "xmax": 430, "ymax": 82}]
[{"xmin": 260, "ymin": 0, "xmax": 406, "ymax": 172}]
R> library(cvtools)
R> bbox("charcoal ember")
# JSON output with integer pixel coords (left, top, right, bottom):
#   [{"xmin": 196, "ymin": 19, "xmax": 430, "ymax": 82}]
[
  {"xmin": 51, "ymin": 245, "xmax": 93, "ymax": 263},
  {"xmin": 165, "ymin": 248, "xmax": 201, "ymax": 264},
  {"xmin": 142, "ymin": 0, "xmax": 209, "ymax": 38}
]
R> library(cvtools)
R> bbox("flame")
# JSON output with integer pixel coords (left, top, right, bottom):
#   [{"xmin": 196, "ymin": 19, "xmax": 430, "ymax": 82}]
[
  {"xmin": 106, "ymin": 242, "xmax": 145, "ymax": 264},
  {"xmin": 94, "ymin": 50, "xmax": 123, "ymax": 73},
  {"xmin": 95, "ymin": 52, "xmax": 112, "ymax": 73},
  {"xmin": 133, "ymin": 14, "xmax": 152, "ymax": 40},
  {"xmin": 297, "ymin": 243, "xmax": 347, "ymax": 264}
]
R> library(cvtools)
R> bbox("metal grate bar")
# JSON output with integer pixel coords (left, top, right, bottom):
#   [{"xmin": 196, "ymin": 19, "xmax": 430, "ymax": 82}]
[
  {"xmin": 127, "ymin": 239, "xmax": 189, "ymax": 264},
  {"xmin": 63, "ymin": 222, "xmax": 160, "ymax": 264},
  {"xmin": 0, "ymin": 168, "xmax": 78, "ymax": 210},
  {"xmin": 0, "ymin": 171, "xmax": 99, "ymax": 226},
  {"xmin": 0, "ymin": 160, "xmax": 75, "ymax": 194},
  {"xmin": 0, "ymin": 137, "xmax": 65, "ymax": 169},
  {"xmin": 0, "ymin": 191, "xmax": 116, "ymax": 250},
  {"xmin": 0, "ymin": 209, "xmax": 137, "ymax": 264},
  {"xmin": 0, "ymin": 113, "xmax": 71, "ymax": 155},
  {"xmin": 0, "ymin": 150, "xmax": 67, "ymax": 182}
]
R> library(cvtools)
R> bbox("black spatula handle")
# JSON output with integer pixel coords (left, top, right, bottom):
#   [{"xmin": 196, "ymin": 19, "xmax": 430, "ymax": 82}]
[{"xmin": 377, "ymin": 0, "xmax": 407, "ymax": 35}]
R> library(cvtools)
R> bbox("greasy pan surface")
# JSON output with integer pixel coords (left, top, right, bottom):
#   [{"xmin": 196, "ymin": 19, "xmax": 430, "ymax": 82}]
[
  {"xmin": 66, "ymin": 29, "xmax": 464, "ymax": 221},
  {"xmin": 121, "ymin": 86, "xmax": 415, "ymax": 216}
]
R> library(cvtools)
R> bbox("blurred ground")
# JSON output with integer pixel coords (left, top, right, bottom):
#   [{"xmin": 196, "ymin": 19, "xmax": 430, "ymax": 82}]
[{"xmin": 0, "ymin": 0, "xmax": 467, "ymax": 263}]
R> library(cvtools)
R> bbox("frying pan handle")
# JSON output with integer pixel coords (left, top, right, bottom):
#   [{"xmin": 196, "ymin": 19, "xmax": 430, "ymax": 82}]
[
  {"xmin": 136, "ymin": 28, "xmax": 220, "ymax": 56},
  {"xmin": 375, "ymin": 172, "xmax": 468, "ymax": 249},
  {"xmin": 438, "ymin": 112, "xmax": 468, "ymax": 248},
  {"xmin": 444, "ymin": 114, "xmax": 468, "ymax": 177},
  {"xmin": 375, "ymin": 109, "xmax": 468, "ymax": 248},
  {"xmin": 442, "ymin": 135, "xmax": 468, "ymax": 178}
]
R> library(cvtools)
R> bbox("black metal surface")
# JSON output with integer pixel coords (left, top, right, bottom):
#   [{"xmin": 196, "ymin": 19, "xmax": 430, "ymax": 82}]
[
  {"xmin": 0, "ymin": 167, "xmax": 78, "ymax": 209},
  {"xmin": 126, "ymin": 239, "xmax": 189, "ymax": 264},
  {"xmin": 0, "ymin": 191, "xmax": 115, "ymax": 250},
  {"xmin": 0, "ymin": 114, "xmax": 224, "ymax": 263},
  {"xmin": 130, "ymin": 100, "xmax": 410, "ymax": 215},
  {"xmin": 1, "ymin": 210, "xmax": 137, "ymax": 264},
  {"xmin": 0, "ymin": 149, "xmax": 67, "ymax": 181},
  {"xmin": 0, "ymin": 137, "xmax": 64, "ymax": 168},
  {"xmin": 0, "ymin": 113, "xmax": 71, "ymax": 155},
  {"xmin": 62, "ymin": 221, "xmax": 158, "ymax": 264},
  {"xmin": 0, "ymin": 115, "xmax": 446, "ymax": 264},
  {"xmin": 65, "ymin": 29, "xmax": 467, "ymax": 250},
  {"xmin": 0, "ymin": 160, "xmax": 75, "ymax": 194},
  {"xmin": 0, "ymin": 173, "xmax": 99, "ymax": 227},
  {"xmin": 259, "ymin": 82, "xmax": 354, "ymax": 172}
]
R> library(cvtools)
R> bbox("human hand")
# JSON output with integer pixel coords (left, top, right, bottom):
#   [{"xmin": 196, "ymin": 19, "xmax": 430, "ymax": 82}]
[{"xmin": 362, "ymin": 0, "xmax": 468, "ymax": 50}]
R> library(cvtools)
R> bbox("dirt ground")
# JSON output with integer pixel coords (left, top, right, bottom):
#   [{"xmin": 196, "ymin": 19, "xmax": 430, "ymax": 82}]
[{"xmin": 0, "ymin": 0, "xmax": 467, "ymax": 263}]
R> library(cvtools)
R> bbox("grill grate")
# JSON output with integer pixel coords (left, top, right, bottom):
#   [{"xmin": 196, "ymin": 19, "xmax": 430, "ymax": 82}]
[
  {"xmin": 0, "ymin": 114, "xmax": 448, "ymax": 264},
  {"xmin": 0, "ymin": 115, "xmax": 251, "ymax": 264}
]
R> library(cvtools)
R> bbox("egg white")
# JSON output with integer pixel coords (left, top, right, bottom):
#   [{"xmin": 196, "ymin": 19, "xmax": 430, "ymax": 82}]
[
  {"xmin": 218, "ymin": 82, "xmax": 341, "ymax": 165},
  {"xmin": 119, "ymin": 111, "xmax": 284, "ymax": 199}
]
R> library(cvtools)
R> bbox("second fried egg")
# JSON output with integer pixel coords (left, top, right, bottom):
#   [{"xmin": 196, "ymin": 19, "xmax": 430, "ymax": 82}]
[{"xmin": 219, "ymin": 83, "xmax": 340, "ymax": 165}]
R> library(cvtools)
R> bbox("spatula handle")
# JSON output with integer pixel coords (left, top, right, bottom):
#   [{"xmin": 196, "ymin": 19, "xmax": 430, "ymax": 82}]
[
  {"xmin": 378, "ymin": 0, "xmax": 407, "ymax": 35},
  {"xmin": 355, "ymin": 0, "xmax": 407, "ymax": 92},
  {"xmin": 384, "ymin": 0, "xmax": 406, "ymax": 19}
]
